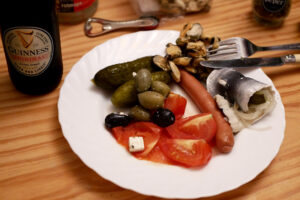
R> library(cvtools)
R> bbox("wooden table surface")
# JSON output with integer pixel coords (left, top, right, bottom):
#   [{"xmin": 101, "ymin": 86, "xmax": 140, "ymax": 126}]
[{"xmin": 1, "ymin": 0, "xmax": 300, "ymax": 199}]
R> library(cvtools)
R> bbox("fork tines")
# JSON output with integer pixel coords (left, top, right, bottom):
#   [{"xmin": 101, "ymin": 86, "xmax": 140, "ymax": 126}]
[
  {"xmin": 207, "ymin": 43, "xmax": 238, "ymax": 58},
  {"xmin": 206, "ymin": 37, "xmax": 242, "ymax": 60}
]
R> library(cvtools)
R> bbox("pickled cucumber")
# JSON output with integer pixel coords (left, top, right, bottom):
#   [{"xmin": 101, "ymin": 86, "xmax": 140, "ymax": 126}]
[
  {"xmin": 93, "ymin": 56, "xmax": 157, "ymax": 90},
  {"xmin": 111, "ymin": 79, "xmax": 137, "ymax": 107},
  {"xmin": 111, "ymin": 71, "xmax": 171, "ymax": 107},
  {"xmin": 151, "ymin": 71, "xmax": 171, "ymax": 84}
]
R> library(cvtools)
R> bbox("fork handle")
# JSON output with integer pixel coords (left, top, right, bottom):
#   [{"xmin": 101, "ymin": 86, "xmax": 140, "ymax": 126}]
[{"xmin": 258, "ymin": 43, "xmax": 300, "ymax": 51}]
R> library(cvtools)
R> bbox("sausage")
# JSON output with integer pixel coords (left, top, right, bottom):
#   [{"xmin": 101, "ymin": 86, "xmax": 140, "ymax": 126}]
[{"xmin": 179, "ymin": 70, "xmax": 234, "ymax": 153}]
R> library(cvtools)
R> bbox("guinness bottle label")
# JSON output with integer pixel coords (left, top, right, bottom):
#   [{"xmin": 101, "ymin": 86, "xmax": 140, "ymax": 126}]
[
  {"xmin": 263, "ymin": 0, "xmax": 287, "ymax": 13},
  {"xmin": 4, "ymin": 27, "xmax": 54, "ymax": 76}
]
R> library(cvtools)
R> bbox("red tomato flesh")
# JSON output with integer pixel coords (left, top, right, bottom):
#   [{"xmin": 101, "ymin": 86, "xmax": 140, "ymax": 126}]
[
  {"xmin": 144, "ymin": 145, "xmax": 176, "ymax": 165},
  {"xmin": 166, "ymin": 113, "xmax": 217, "ymax": 142},
  {"xmin": 159, "ymin": 137, "xmax": 212, "ymax": 167},
  {"xmin": 110, "ymin": 103, "xmax": 216, "ymax": 168},
  {"xmin": 111, "ymin": 122, "xmax": 162, "ymax": 158},
  {"xmin": 164, "ymin": 92, "xmax": 187, "ymax": 119}
]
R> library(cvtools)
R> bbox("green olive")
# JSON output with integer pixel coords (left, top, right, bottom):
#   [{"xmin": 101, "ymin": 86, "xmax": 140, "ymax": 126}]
[
  {"xmin": 138, "ymin": 91, "xmax": 164, "ymax": 110},
  {"xmin": 111, "ymin": 71, "xmax": 171, "ymax": 108},
  {"xmin": 129, "ymin": 105, "xmax": 151, "ymax": 121},
  {"xmin": 151, "ymin": 81, "xmax": 170, "ymax": 97},
  {"xmin": 135, "ymin": 68, "xmax": 152, "ymax": 92}
]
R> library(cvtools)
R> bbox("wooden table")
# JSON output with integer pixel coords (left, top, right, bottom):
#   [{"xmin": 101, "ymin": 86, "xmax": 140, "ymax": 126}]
[{"xmin": 1, "ymin": 0, "xmax": 300, "ymax": 199}]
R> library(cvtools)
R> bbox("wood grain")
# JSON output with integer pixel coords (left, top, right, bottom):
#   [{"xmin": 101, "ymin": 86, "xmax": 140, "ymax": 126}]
[{"xmin": 1, "ymin": 0, "xmax": 300, "ymax": 199}]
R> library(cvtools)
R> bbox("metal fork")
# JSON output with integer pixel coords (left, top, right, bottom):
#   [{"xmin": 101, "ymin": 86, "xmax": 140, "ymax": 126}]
[{"xmin": 207, "ymin": 37, "xmax": 300, "ymax": 60}]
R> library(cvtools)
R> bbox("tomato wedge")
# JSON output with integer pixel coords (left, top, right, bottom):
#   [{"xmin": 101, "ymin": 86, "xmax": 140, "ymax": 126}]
[
  {"xmin": 159, "ymin": 137, "xmax": 212, "ymax": 167},
  {"xmin": 166, "ymin": 113, "xmax": 217, "ymax": 142},
  {"xmin": 111, "ymin": 122, "xmax": 162, "ymax": 158},
  {"xmin": 144, "ymin": 145, "xmax": 175, "ymax": 165},
  {"xmin": 164, "ymin": 92, "xmax": 187, "ymax": 119}
]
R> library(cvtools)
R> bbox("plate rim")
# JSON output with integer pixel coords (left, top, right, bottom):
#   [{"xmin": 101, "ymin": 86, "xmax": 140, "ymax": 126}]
[{"xmin": 58, "ymin": 30, "xmax": 286, "ymax": 199}]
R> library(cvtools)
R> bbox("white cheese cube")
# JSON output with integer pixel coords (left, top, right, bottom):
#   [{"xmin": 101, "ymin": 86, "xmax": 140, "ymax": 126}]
[{"xmin": 129, "ymin": 136, "xmax": 145, "ymax": 152}]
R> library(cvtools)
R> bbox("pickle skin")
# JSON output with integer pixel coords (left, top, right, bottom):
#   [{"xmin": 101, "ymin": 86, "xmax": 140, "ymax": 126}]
[
  {"xmin": 111, "ymin": 71, "xmax": 171, "ymax": 108},
  {"xmin": 93, "ymin": 56, "xmax": 156, "ymax": 90},
  {"xmin": 111, "ymin": 79, "xmax": 137, "ymax": 108}
]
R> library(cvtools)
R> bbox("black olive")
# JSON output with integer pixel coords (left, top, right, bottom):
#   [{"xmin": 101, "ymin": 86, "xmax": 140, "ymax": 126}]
[
  {"xmin": 105, "ymin": 113, "xmax": 132, "ymax": 128},
  {"xmin": 152, "ymin": 108, "xmax": 175, "ymax": 127}
]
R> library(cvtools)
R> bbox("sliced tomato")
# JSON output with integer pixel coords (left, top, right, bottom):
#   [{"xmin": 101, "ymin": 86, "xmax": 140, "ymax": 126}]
[
  {"xmin": 144, "ymin": 145, "xmax": 175, "ymax": 165},
  {"xmin": 141, "ymin": 130, "xmax": 176, "ymax": 165},
  {"xmin": 159, "ymin": 138, "xmax": 212, "ymax": 167},
  {"xmin": 111, "ymin": 122, "xmax": 162, "ymax": 158},
  {"xmin": 166, "ymin": 113, "xmax": 217, "ymax": 142},
  {"xmin": 164, "ymin": 92, "xmax": 187, "ymax": 119}
]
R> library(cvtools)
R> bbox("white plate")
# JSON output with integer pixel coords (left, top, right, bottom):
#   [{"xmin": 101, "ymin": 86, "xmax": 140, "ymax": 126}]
[{"xmin": 58, "ymin": 30, "xmax": 286, "ymax": 199}]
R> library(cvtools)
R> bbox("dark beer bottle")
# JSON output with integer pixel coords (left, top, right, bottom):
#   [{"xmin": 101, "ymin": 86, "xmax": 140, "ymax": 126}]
[{"xmin": 0, "ymin": 0, "xmax": 63, "ymax": 95}]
